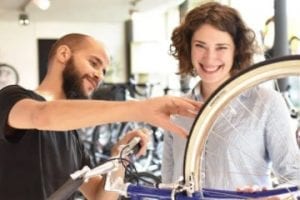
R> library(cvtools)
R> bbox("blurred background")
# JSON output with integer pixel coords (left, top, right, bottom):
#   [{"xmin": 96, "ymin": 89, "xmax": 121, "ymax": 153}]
[{"xmin": 0, "ymin": 0, "xmax": 299, "ymax": 93}]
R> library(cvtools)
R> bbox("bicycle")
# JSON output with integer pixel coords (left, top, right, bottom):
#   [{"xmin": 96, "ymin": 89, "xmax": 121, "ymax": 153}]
[
  {"xmin": 109, "ymin": 55, "xmax": 300, "ymax": 200},
  {"xmin": 50, "ymin": 55, "xmax": 300, "ymax": 200}
]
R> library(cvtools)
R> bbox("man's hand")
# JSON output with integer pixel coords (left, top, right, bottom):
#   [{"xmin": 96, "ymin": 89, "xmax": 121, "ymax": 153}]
[
  {"xmin": 139, "ymin": 96, "xmax": 202, "ymax": 138},
  {"xmin": 111, "ymin": 128, "xmax": 150, "ymax": 158}
]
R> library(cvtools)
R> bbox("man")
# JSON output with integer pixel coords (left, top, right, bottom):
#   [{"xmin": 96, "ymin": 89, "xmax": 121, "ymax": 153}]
[{"xmin": 0, "ymin": 33, "xmax": 201, "ymax": 199}]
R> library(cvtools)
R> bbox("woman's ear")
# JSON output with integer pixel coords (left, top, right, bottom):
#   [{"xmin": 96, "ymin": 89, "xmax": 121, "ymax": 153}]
[{"xmin": 56, "ymin": 45, "xmax": 72, "ymax": 64}]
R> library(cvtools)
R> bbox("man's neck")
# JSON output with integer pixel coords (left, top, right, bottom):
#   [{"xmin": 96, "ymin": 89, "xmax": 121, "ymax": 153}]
[
  {"xmin": 35, "ymin": 73, "xmax": 66, "ymax": 101},
  {"xmin": 36, "ymin": 82, "xmax": 66, "ymax": 100}
]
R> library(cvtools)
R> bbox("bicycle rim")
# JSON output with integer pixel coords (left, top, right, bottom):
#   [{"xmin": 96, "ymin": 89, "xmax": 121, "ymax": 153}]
[{"xmin": 184, "ymin": 55, "xmax": 300, "ymax": 195}]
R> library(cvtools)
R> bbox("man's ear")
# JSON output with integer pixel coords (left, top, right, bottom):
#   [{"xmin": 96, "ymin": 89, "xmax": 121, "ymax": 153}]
[{"xmin": 56, "ymin": 45, "xmax": 72, "ymax": 64}]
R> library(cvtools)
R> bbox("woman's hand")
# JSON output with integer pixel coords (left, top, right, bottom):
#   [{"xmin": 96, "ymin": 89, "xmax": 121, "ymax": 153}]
[{"xmin": 237, "ymin": 185, "xmax": 280, "ymax": 200}]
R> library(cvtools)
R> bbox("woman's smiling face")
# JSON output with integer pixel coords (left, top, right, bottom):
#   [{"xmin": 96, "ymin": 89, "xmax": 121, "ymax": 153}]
[{"xmin": 191, "ymin": 23, "xmax": 235, "ymax": 86}]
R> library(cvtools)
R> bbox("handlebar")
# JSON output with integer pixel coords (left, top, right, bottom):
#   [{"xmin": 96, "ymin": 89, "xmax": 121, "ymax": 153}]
[{"xmin": 47, "ymin": 137, "xmax": 142, "ymax": 200}]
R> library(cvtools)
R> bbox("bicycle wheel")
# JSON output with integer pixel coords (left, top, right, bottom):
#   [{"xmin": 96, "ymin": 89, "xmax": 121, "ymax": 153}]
[
  {"xmin": 184, "ymin": 55, "xmax": 300, "ymax": 198},
  {"xmin": 0, "ymin": 63, "xmax": 19, "ymax": 89},
  {"xmin": 91, "ymin": 123, "xmax": 124, "ymax": 166}
]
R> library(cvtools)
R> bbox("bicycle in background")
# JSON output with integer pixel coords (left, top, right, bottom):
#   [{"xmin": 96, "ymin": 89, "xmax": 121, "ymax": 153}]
[{"xmin": 79, "ymin": 76, "xmax": 165, "ymax": 185}]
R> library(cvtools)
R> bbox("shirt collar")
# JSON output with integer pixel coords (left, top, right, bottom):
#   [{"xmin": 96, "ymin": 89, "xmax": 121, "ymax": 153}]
[
  {"xmin": 189, "ymin": 81, "xmax": 203, "ymax": 101},
  {"xmin": 188, "ymin": 80, "xmax": 252, "ymax": 102}
]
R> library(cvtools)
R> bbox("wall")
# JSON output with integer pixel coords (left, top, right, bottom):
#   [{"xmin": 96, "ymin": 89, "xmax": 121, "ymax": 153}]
[{"xmin": 0, "ymin": 21, "xmax": 126, "ymax": 90}]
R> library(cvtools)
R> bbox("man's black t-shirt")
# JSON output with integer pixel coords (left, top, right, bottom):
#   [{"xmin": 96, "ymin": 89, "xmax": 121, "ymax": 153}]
[{"xmin": 0, "ymin": 85, "xmax": 90, "ymax": 199}]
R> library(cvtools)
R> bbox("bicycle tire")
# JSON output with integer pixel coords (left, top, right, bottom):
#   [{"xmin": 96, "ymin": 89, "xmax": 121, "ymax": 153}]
[
  {"xmin": 183, "ymin": 55, "xmax": 300, "ymax": 193},
  {"xmin": 0, "ymin": 63, "xmax": 19, "ymax": 89}
]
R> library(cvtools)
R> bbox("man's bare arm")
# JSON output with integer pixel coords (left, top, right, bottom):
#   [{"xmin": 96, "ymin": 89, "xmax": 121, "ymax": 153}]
[{"xmin": 8, "ymin": 96, "xmax": 201, "ymax": 137}]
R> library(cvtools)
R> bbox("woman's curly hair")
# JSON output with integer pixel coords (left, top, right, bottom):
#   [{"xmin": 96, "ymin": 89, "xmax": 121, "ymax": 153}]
[{"xmin": 170, "ymin": 2, "xmax": 257, "ymax": 76}]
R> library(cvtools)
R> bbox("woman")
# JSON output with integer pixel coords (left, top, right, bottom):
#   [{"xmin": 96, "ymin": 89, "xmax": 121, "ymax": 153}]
[{"xmin": 162, "ymin": 1, "xmax": 300, "ymax": 193}]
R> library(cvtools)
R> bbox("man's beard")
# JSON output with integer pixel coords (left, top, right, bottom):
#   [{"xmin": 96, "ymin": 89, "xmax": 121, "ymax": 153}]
[{"xmin": 62, "ymin": 57, "xmax": 89, "ymax": 99}]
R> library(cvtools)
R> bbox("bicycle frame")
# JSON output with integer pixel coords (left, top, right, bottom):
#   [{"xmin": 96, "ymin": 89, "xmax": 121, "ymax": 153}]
[{"xmin": 123, "ymin": 184, "xmax": 299, "ymax": 199}]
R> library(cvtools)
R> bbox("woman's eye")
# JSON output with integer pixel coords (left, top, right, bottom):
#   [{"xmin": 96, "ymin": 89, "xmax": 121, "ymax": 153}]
[
  {"xmin": 217, "ymin": 46, "xmax": 227, "ymax": 50},
  {"xmin": 195, "ymin": 44, "xmax": 206, "ymax": 51},
  {"xmin": 195, "ymin": 44, "xmax": 205, "ymax": 48}
]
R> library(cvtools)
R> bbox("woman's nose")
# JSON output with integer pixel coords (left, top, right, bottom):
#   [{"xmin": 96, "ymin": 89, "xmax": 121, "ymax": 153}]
[{"xmin": 202, "ymin": 49, "xmax": 216, "ymax": 65}]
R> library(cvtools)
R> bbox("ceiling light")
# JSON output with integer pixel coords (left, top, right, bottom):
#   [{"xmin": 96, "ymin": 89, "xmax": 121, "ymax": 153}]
[
  {"xmin": 32, "ymin": 0, "xmax": 51, "ymax": 10},
  {"xmin": 19, "ymin": 13, "xmax": 30, "ymax": 26}
]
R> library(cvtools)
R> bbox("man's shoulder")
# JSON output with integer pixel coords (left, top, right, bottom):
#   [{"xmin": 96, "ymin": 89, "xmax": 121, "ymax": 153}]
[
  {"xmin": 0, "ymin": 84, "xmax": 29, "ymax": 96},
  {"xmin": 0, "ymin": 85, "xmax": 44, "ymax": 101}
]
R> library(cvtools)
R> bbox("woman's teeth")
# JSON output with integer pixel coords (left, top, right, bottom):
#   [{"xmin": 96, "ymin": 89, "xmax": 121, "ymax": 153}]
[{"xmin": 201, "ymin": 65, "xmax": 222, "ymax": 73}]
